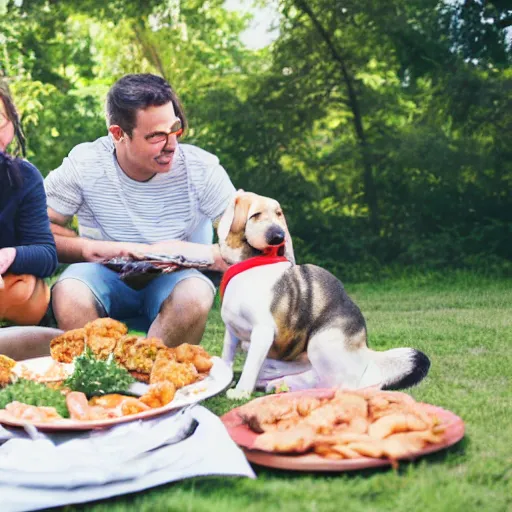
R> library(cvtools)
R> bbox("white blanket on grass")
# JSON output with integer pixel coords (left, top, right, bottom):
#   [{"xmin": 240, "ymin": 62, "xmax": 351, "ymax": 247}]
[{"xmin": 0, "ymin": 406, "xmax": 255, "ymax": 512}]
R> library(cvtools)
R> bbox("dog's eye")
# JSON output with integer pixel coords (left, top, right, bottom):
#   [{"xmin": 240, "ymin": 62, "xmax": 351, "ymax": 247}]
[
  {"xmin": 249, "ymin": 212, "xmax": 261, "ymax": 220},
  {"xmin": 276, "ymin": 210, "xmax": 283, "ymax": 217}
]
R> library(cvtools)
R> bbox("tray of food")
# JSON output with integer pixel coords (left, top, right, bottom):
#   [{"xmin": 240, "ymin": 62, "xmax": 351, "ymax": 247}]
[
  {"xmin": 221, "ymin": 388, "xmax": 464, "ymax": 471},
  {"xmin": 0, "ymin": 318, "xmax": 232, "ymax": 430}
]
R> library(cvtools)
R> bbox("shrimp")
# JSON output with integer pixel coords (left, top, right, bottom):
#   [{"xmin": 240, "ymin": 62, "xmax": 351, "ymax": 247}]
[
  {"xmin": 5, "ymin": 401, "xmax": 62, "ymax": 422},
  {"xmin": 66, "ymin": 391, "xmax": 118, "ymax": 420}
]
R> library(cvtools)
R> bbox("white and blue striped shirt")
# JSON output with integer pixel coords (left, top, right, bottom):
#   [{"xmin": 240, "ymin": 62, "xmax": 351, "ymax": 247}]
[{"xmin": 44, "ymin": 136, "xmax": 236, "ymax": 245}]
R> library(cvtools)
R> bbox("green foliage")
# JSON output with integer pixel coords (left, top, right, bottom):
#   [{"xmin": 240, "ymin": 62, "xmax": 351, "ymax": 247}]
[
  {"xmin": 0, "ymin": 379, "xmax": 69, "ymax": 418},
  {"xmin": 64, "ymin": 347, "xmax": 135, "ymax": 398},
  {"xmin": 0, "ymin": 0, "xmax": 510, "ymax": 279}
]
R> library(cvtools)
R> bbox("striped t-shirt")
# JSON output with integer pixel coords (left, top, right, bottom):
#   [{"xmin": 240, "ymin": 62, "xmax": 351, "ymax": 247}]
[{"xmin": 44, "ymin": 136, "xmax": 236, "ymax": 245}]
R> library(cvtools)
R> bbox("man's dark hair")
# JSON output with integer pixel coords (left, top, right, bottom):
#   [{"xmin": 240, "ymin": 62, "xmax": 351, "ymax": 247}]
[{"xmin": 105, "ymin": 74, "xmax": 187, "ymax": 137}]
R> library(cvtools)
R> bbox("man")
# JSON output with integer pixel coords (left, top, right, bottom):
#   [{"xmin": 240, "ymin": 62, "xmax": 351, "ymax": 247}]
[{"xmin": 45, "ymin": 74, "xmax": 235, "ymax": 347}]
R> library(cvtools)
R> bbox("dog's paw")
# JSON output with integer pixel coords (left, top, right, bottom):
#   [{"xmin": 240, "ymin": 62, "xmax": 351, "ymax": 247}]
[{"xmin": 226, "ymin": 388, "xmax": 251, "ymax": 400}]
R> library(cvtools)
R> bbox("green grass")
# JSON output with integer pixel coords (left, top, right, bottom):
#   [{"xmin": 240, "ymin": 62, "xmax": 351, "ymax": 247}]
[{"xmin": 38, "ymin": 272, "xmax": 512, "ymax": 511}]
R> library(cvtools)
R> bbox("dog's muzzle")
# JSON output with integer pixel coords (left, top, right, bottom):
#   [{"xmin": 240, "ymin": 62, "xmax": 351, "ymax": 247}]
[{"xmin": 266, "ymin": 226, "xmax": 286, "ymax": 246}]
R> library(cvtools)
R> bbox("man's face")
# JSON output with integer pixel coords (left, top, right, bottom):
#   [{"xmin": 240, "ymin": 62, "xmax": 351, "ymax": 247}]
[{"xmin": 120, "ymin": 102, "xmax": 181, "ymax": 178}]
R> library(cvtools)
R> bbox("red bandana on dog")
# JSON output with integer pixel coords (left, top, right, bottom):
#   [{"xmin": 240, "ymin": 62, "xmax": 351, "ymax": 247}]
[{"xmin": 219, "ymin": 246, "xmax": 288, "ymax": 301}]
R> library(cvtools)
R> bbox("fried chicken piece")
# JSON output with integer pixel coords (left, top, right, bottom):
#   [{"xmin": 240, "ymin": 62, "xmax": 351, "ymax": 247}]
[
  {"xmin": 114, "ymin": 335, "xmax": 141, "ymax": 365},
  {"xmin": 331, "ymin": 391, "xmax": 368, "ymax": 419},
  {"xmin": 84, "ymin": 318, "xmax": 128, "ymax": 338},
  {"xmin": 368, "ymin": 413, "xmax": 429, "ymax": 439},
  {"xmin": 0, "ymin": 367, "xmax": 12, "ymax": 387},
  {"xmin": 174, "ymin": 343, "xmax": 213, "ymax": 373},
  {"xmin": 50, "ymin": 328, "xmax": 87, "ymax": 363},
  {"xmin": 122, "ymin": 337, "xmax": 167, "ymax": 373},
  {"xmin": 0, "ymin": 354, "xmax": 16, "ymax": 371},
  {"xmin": 239, "ymin": 395, "xmax": 324, "ymax": 433},
  {"xmin": 84, "ymin": 318, "xmax": 128, "ymax": 360},
  {"xmin": 129, "ymin": 370, "xmax": 150, "ymax": 383},
  {"xmin": 0, "ymin": 355, "xmax": 15, "ymax": 386},
  {"xmin": 140, "ymin": 381, "xmax": 176, "ymax": 408},
  {"xmin": 253, "ymin": 425, "xmax": 317, "ymax": 453},
  {"xmin": 150, "ymin": 352, "xmax": 198, "ymax": 389}
]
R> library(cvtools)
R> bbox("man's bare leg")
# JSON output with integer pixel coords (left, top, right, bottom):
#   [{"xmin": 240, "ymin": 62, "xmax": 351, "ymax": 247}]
[
  {"xmin": 148, "ymin": 277, "xmax": 214, "ymax": 347},
  {"xmin": 52, "ymin": 279, "xmax": 102, "ymax": 330}
]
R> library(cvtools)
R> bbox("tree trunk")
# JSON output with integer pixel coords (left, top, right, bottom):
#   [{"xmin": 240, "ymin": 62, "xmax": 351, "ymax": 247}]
[{"xmin": 293, "ymin": 0, "xmax": 380, "ymax": 234}]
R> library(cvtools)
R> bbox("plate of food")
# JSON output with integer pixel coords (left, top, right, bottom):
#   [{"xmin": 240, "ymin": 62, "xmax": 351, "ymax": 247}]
[
  {"xmin": 221, "ymin": 388, "xmax": 465, "ymax": 471},
  {"xmin": 0, "ymin": 318, "xmax": 233, "ymax": 431}
]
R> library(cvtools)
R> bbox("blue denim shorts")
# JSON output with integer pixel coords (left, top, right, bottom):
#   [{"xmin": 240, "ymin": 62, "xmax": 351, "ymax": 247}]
[{"xmin": 55, "ymin": 263, "xmax": 215, "ymax": 332}]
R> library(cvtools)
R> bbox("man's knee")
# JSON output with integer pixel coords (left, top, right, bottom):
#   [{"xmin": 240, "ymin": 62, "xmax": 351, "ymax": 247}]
[
  {"xmin": 52, "ymin": 279, "xmax": 99, "ymax": 314},
  {"xmin": 161, "ymin": 278, "xmax": 214, "ymax": 320}
]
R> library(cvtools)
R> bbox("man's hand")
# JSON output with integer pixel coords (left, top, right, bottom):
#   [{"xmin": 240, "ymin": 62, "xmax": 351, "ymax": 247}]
[
  {"xmin": 82, "ymin": 240, "xmax": 152, "ymax": 263},
  {"xmin": 211, "ymin": 244, "xmax": 230, "ymax": 273},
  {"xmin": 0, "ymin": 247, "xmax": 17, "ymax": 277}
]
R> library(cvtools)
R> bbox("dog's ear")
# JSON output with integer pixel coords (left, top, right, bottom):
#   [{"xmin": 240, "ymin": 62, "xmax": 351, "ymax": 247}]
[
  {"xmin": 217, "ymin": 189, "xmax": 247, "ymax": 243},
  {"xmin": 278, "ymin": 207, "xmax": 296, "ymax": 264},
  {"xmin": 231, "ymin": 194, "xmax": 253, "ymax": 234}
]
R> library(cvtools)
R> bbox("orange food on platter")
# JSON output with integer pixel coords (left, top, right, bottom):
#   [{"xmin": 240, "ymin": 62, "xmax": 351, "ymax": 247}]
[
  {"xmin": 49, "ymin": 328, "xmax": 87, "ymax": 363},
  {"xmin": 150, "ymin": 351, "xmax": 198, "ymax": 389},
  {"xmin": 238, "ymin": 389, "xmax": 446, "ymax": 467}
]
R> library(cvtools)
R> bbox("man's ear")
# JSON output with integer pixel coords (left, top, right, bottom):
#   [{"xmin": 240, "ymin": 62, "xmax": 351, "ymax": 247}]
[{"xmin": 108, "ymin": 125, "xmax": 125, "ymax": 143}]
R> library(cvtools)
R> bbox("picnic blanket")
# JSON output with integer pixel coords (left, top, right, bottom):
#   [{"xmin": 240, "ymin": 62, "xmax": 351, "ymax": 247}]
[{"xmin": 0, "ymin": 406, "xmax": 255, "ymax": 512}]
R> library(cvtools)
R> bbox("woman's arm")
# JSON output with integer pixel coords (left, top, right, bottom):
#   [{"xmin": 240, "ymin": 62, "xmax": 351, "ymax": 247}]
[{"xmin": 8, "ymin": 174, "xmax": 58, "ymax": 278}]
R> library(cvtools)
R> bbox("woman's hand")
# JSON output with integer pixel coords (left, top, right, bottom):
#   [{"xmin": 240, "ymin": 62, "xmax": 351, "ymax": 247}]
[{"xmin": 0, "ymin": 247, "xmax": 16, "ymax": 274}]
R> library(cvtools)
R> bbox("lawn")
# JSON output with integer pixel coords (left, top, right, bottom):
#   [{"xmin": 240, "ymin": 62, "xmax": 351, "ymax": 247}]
[{"xmin": 41, "ymin": 271, "xmax": 512, "ymax": 511}]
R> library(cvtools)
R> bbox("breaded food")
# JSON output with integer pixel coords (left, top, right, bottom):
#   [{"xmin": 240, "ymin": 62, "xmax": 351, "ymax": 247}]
[
  {"xmin": 84, "ymin": 318, "xmax": 128, "ymax": 360},
  {"xmin": 114, "ymin": 335, "xmax": 141, "ymax": 365},
  {"xmin": 140, "ymin": 381, "xmax": 176, "ymax": 408},
  {"xmin": 243, "ymin": 389, "xmax": 445, "ymax": 465},
  {"xmin": 174, "ymin": 343, "xmax": 213, "ymax": 373},
  {"xmin": 84, "ymin": 318, "xmax": 128, "ymax": 339},
  {"xmin": 150, "ymin": 352, "xmax": 198, "ymax": 389},
  {"xmin": 128, "ymin": 370, "xmax": 150, "ymax": 383},
  {"xmin": 0, "ymin": 355, "xmax": 15, "ymax": 387},
  {"xmin": 0, "ymin": 367, "xmax": 12, "ymax": 387},
  {"xmin": 50, "ymin": 328, "xmax": 87, "ymax": 363},
  {"xmin": 122, "ymin": 337, "xmax": 166, "ymax": 373},
  {"xmin": 0, "ymin": 354, "xmax": 16, "ymax": 371}
]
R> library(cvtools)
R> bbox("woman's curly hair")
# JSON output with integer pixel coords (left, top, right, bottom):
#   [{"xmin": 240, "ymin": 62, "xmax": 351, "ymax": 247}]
[{"xmin": 0, "ymin": 82, "xmax": 26, "ymax": 189}]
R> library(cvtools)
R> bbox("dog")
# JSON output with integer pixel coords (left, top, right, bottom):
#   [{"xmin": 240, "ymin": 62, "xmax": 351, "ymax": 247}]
[{"xmin": 218, "ymin": 191, "xmax": 430, "ymax": 399}]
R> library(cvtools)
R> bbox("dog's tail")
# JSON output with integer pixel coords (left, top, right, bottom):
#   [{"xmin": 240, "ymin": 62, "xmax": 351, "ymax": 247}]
[{"xmin": 367, "ymin": 348, "xmax": 431, "ymax": 390}]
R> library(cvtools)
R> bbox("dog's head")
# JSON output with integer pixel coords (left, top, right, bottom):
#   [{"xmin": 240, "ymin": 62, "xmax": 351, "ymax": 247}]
[{"xmin": 217, "ymin": 191, "xmax": 295, "ymax": 265}]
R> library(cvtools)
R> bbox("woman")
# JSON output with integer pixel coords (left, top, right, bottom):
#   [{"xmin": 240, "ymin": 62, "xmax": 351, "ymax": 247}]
[{"xmin": 0, "ymin": 83, "xmax": 62, "ymax": 358}]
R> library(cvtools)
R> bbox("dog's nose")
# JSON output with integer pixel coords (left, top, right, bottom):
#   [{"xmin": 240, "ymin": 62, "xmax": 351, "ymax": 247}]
[{"xmin": 266, "ymin": 227, "xmax": 285, "ymax": 246}]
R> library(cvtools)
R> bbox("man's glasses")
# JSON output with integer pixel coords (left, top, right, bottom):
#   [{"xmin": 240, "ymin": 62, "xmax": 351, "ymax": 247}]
[{"xmin": 144, "ymin": 118, "xmax": 183, "ymax": 145}]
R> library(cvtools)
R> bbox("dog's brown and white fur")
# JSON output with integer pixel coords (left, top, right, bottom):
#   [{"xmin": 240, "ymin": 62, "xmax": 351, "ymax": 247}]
[{"xmin": 219, "ymin": 191, "xmax": 430, "ymax": 399}]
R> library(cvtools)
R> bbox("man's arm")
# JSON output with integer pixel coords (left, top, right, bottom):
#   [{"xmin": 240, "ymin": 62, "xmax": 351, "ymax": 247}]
[
  {"xmin": 148, "ymin": 240, "xmax": 229, "ymax": 273},
  {"xmin": 48, "ymin": 208, "xmax": 151, "ymax": 263}
]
